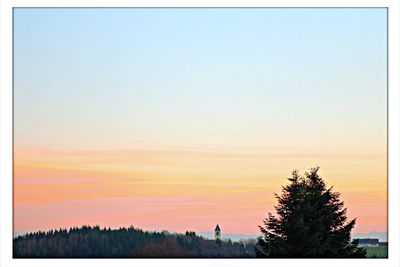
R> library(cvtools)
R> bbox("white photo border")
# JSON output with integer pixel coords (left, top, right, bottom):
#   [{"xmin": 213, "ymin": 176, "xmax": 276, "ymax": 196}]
[{"xmin": 1, "ymin": 1, "xmax": 398, "ymax": 267}]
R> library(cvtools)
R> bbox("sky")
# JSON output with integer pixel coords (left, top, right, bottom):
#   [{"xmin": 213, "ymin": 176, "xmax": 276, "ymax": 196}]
[{"xmin": 13, "ymin": 8, "xmax": 387, "ymax": 236}]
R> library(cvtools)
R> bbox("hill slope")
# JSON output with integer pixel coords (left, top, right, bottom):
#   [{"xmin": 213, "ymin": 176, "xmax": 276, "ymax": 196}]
[{"xmin": 13, "ymin": 226, "xmax": 256, "ymax": 258}]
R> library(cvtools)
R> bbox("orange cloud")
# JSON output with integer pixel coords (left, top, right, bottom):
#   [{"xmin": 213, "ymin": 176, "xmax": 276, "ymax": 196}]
[{"xmin": 13, "ymin": 144, "xmax": 387, "ymax": 234}]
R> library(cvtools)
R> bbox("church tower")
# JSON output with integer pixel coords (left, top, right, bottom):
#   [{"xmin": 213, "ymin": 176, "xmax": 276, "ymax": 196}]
[{"xmin": 214, "ymin": 224, "xmax": 221, "ymax": 240}]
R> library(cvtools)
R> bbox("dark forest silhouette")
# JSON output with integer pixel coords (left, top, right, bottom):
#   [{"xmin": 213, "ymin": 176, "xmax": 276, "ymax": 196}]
[{"xmin": 13, "ymin": 226, "xmax": 255, "ymax": 258}]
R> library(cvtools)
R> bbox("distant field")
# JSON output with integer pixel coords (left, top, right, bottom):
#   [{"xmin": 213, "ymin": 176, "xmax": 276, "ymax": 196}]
[{"xmin": 365, "ymin": 246, "xmax": 388, "ymax": 258}]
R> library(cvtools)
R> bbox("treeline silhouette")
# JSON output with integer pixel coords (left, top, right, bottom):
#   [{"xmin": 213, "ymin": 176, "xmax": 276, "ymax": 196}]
[{"xmin": 13, "ymin": 226, "xmax": 256, "ymax": 258}]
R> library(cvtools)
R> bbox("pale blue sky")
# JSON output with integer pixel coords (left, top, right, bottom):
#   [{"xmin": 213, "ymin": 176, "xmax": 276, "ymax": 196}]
[{"xmin": 14, "ymin": 8, "xmax": 387, "ymax": 150}]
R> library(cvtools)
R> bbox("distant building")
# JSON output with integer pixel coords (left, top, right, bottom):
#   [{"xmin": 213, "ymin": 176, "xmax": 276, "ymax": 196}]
[
  {"xmin": 353, "ymin": 238, "xmax": 379, "ymax": 247},
  {"xmin": 214, "ymin": 224, "xmax": 221, "ymax": 240}
]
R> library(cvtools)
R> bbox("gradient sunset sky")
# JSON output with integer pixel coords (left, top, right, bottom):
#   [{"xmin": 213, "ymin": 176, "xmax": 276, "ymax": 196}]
[{"xmin": 14, "ymin": 8, "xmax": 387, "ymax": 235}]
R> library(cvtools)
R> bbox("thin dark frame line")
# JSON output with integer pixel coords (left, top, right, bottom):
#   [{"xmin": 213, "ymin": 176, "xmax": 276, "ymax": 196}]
[
  {"xmin": 11, "ymin": 6, "xmax": 390, "ymax": 260},
  {"xmin": 386, "ymin": 5, "xmax": 389, "ymax": 259}
]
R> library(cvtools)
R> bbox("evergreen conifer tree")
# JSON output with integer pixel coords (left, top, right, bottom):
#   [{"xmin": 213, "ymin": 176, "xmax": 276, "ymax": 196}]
[{"xmin": 256, "ymin": 167, "xmax": 366, "ymax": 258}]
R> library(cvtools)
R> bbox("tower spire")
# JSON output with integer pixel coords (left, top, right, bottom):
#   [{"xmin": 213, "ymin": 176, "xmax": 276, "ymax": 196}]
[{"xmin": 214, "ymin": 224, "xmax": 221, "ymax": 240}]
